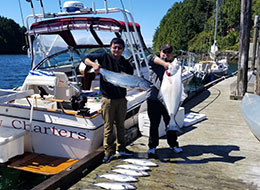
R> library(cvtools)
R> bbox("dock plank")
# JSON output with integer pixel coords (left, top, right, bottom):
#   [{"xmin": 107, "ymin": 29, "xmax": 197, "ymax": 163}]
[{"xmin": 69, "ymin": 76, "xmax": 260, "ymax": 190}]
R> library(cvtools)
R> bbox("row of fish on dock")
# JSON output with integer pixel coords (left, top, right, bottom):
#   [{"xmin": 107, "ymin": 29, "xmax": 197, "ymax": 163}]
[{"xmin": 90, "ymin": 158, "xmax": 158, "ymax": 189}]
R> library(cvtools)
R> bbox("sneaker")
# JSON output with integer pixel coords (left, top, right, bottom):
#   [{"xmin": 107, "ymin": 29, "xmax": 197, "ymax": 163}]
[
  {"xmin": 170, "ymin": 146, "xmax": 183, "ymax": 153},
  {"xmin": 102, "ymin": 154, "xmax": 114, "ymax": 163},
  {"xmin": 147, "ymin": 148, "xmax": 156, "ymax": 154},
  {"xmin": 116, "ymin": 148, "xmax": 133, "ymax": 156}
]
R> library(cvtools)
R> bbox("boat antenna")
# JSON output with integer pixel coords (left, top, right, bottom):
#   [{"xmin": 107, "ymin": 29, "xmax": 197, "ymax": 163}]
[
  {"xmin": 213, "ymin": 0, "xmax": 219, "ymax": 48},
  {"xmin": 58, "ymin": 0, "xmax": 62, "ymax": 12},
  {"xmin": 129, "ymin": 0, "xmax": 133, "ymax": 16},
  {"xmin": 39, "ymin": 0, "xmax": 46, "ymax": 17},
  {"xmin": 120, "ymin": 0, "xmax": 125, "ymax": 11},
  {"xmin": 26, "ymin": 0, "xmax": 36, "ymax": 18},
  {"xmin": 104, "ymin": 0, "xmax": 108, "ymax": 13},
  {"xmin": 92, "ymin": 1, "xmax": 96, "ymax": 13},
  {"xmin": 18, "ymin": 0, "xmax": 25, "ymax": 27}
]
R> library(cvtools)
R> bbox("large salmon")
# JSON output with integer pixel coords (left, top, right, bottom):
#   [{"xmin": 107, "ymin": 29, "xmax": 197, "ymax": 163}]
[{"xmin": 99, "ymin": 68, "xmax": 152, "ymax": 90}]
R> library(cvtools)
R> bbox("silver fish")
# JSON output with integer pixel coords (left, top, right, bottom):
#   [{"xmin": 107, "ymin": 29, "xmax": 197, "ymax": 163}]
[
  {"xmin": 111, "ymin": 168, "xmax": 149, "ymax": 177},
  {"xmin": 123, "ymin": 158, "xmax": 158, "ymax": 167},
  {"xmin": 97, "ymin": 173, "xmax": 138, "ymax": 182},
  {"xmin": 92, "ymin": 182, "xmax": 136, "ymax": 190},
  {"xmin": 99, "ymin": 68, "xmax": 152, "ymax": 90},
  {"xmin": 115, "ymin": 164, "xmax": 150, "ymax": 171}
]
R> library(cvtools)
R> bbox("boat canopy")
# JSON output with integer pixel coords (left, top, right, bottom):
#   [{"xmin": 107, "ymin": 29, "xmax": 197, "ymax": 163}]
[
  {"xmin": 27, "ymin": 16, "xmax": 147, "ymax": 70},
  {"xmin": 28, "ymin": 17, "xmax": 142, "ymax": 48},
  {"xmin": 30, "ymin": 17, "xmax": 141, "ymax": 34}
]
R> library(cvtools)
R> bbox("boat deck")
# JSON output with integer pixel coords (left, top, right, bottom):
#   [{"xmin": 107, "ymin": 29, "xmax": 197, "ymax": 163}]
[
  {"xmin": 67, "ymin": 75, "xmax": 260, "ymax": 190},
  {"xmin": 31, "ymin": 74, "xmax": 260, "ymax": 189}
]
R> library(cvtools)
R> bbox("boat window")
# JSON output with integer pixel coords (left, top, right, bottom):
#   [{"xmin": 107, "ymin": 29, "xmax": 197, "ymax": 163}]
[
  {"xmin": 71, "ymin": 30, "xmax": 98, "ymax": 45},
  {"xmin": 71, "ymin": 30, "xmax": 116, "ymax": 46},
  {"xmin": 37, "ymin": 47, "xmax": 108, "ymax": 70},
  {"xmin": 32, "ymin": 34, "xmax": 68, "ymax": 69},
  {"xmin": 38, "ymin": 50, "xmax": 79, "ymax": 69}
]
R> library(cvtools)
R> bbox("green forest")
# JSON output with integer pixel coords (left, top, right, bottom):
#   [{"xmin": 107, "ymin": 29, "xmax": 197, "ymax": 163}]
[
  {"xmin": 0, "ymin": 16, "xmax": 26, "ymax": 54},
  {"xmin": 153, "ymin": 0, "xmax": 260, "ymax": 54},
  {"xmin": 0, "ymin": 0, "xmax": 260, "ymax": 54}
]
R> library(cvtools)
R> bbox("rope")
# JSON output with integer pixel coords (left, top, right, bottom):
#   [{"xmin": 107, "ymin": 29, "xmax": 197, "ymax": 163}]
[
  {"xmin": 29, "ymin": 96, "xmax": 35, "ymax": 153},
  {"xmin": 129, "ymin": 0, "xmax": 134, "ymax": 16},
  {"xmin": 197, "ymin": 87, "xmax": 221, "ymax": 112}
]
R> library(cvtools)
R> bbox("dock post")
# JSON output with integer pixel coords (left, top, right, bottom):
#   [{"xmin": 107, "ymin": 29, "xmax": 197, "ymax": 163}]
[
  {"xmin": 251, "ymin": 15, "xmax": 259, "ymax": 71},
  {"xmin": 236, "ymin": 0, "xmax": 252, "ymax": 98},
  {"xmin": 256, "ymin": 38, "xmax": 260, "ymax": 95}
]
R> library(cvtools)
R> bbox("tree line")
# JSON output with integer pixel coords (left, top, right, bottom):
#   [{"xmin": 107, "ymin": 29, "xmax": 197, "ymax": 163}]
[
  {"xmin": 0, "ymin": 16, "xmax": 26, "ymax": 54},
  {"xmin": 152, "ymin": 0, "xmax": 260, "ymax": 55}
]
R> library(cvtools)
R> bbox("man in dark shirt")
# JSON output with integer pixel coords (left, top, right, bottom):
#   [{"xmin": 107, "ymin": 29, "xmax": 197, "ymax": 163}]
[
  {"xmin": 84, "ymin": 38, "xmax": 133, "ymax": 163},
  {"xmin": 147, "ymin": 43, "xmax": 183, "ymax": 155}
]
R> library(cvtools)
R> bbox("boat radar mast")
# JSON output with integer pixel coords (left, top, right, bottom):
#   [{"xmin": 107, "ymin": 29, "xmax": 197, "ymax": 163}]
[{"xmin": 210, "ymin": 0, "xmax": 219, "ymax": 61}]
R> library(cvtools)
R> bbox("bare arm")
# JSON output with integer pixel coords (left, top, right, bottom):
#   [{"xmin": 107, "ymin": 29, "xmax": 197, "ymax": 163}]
[{"xmin": 84, "ymin": 58, "xmax": 100, "ymax": 74}]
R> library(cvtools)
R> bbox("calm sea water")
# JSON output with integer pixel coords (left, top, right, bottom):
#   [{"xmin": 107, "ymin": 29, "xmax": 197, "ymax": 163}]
[{"xmin": 0, "ymin": 55, "xmax": 31, "ymax": 89}]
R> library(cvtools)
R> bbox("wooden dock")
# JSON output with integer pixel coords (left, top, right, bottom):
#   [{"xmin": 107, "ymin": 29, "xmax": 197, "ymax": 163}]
[
  {"xmin": 67, "ymin": 75, "xmax": 260, "ymax": 190},
  {"xmin": 69, "ymin": 77, "xmax": 260, "ymax": 190}
]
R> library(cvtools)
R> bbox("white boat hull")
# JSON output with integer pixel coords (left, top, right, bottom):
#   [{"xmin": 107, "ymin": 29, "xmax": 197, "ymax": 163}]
[
  {"xmin": 0, "ymin": 90, "xmax": 146, "ymax": 159},
  {"xmin": 241, "ymin": 93, "xmax": 260, "ymax": 141}
]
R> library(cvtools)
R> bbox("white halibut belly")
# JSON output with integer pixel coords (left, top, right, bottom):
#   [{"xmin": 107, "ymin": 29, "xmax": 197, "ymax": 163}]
[{"xmin": 158, "ymin": 63, "xmax": 182, "ymax": 131}]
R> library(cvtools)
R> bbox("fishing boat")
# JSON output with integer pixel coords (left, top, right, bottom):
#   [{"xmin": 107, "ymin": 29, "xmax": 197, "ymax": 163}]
[
  {"xmin": 0, "ymin": 0, "xmax": 190, "ymax": 175},
  {"xmin": 193, "ymin": 0, "xmax": 228, "ymax": 82},
  {"xmin": 0, "ymin": 0, "xmax": 153, "ymax": 175},
  {"xmin": 241, "ymin": 93, "xmax": 260, "ymax": 141},
  {"xmin": 193, "ymin": 59, "xmax": 228, "ymax": 81}
]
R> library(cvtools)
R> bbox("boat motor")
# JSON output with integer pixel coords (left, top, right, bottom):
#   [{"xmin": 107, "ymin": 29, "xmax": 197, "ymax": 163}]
[{"xmin": 71, "ymin": 94, "xmax": 90, "ymax": 116}]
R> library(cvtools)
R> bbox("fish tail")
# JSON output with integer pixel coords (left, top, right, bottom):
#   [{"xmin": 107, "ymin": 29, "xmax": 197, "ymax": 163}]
[{"xmin": 168, "ymin": 117, "xmax": 181, "ymax": 132}]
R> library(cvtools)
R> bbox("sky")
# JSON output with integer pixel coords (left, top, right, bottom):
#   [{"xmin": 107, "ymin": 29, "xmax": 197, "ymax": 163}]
[{"xmin": 0, "ymin": 0, "xmax": 181, "ymax": 46}]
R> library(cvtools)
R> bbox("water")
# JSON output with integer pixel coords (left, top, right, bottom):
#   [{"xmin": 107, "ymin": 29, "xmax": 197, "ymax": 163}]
[
  {"xmin": 0, "ymin": 55, "xmax": 31, "ymax": 89},
  {"xmin": 185, "ymin": 61, "xmax": 238, "ymax": 94},
  {"xmin": 0, "ymin": 167, "xmax": 48, "ymax": 190}
]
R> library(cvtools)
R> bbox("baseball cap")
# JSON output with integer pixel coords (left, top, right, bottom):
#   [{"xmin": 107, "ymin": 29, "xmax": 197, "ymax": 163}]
[{"xmin": 160, "ymin": 44, "xmax": 173, "ymax": 53}]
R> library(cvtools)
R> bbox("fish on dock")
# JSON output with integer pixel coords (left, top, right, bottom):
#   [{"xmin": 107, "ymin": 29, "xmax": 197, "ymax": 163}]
[
  {"xmin": 114, "ymin": 164, "xmax": 151, "ymax": 171},
  {"xmin": 111, "ymin": 168, "xmax": 150, "ymax": 177},
  {"xmin": 92, "ymin": 182, "xmax": 136, "ymax": 190},
  {"xmin": 123, "ymin": 158, "xmax": 158, "ymax": 167},
  {"xmin": 96, "ymin": 173, "xmax": 138, "ymax": 182},
  {"xmin": 99, "ymin": 68, "xmax": 152, "ymax": 90}
]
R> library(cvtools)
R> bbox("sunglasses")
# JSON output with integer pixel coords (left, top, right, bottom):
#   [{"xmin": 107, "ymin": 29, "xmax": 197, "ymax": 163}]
[
  {"xmin": 163, "ymin": 49, "xmax": 172, "ymax": 54},
  {"xmin": 112, "ymin": 46, "xmax": 123, "ymax": 50}
]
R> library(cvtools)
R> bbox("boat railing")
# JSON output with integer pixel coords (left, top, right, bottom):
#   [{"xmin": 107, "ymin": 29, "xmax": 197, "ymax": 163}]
[{"xmin": 25, "ymin": 1, "xmax": 148, "ymax": 77}]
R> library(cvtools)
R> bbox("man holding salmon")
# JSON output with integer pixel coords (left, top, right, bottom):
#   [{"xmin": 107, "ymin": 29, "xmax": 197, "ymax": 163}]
[{"xmin": 84, "ymin": 37, "xmax": 134, "ymax": 163}]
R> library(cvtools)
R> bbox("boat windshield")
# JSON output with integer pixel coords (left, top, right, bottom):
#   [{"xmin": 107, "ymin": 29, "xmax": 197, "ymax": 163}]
[
  {"xmin": 36, "ymin": 47, "xmax": 107, "ymax": 70},
  {"xmin": 32, "ymin": 30, "xmax": 135, "ymax": 70}
]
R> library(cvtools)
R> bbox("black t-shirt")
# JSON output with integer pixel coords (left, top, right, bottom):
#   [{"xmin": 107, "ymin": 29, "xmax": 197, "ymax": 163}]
[
  {"xmin": 86, "ymin": 52, "xmax": 133, "ymax": 99},
  {"xmin": 147, "ymin": 54, "xmax": 165, "ymax": 100}
]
